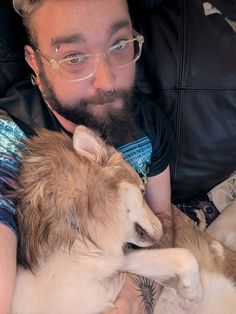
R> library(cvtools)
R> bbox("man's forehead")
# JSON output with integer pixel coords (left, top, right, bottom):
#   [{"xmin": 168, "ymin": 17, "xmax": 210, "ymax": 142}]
[
  {"xmin": 34, "ymin": 0, "xmax": 129, "ymax": 22},
  {"xmin": 50, "ymin": 20, "xmax": 131, "ymax": 49},
  {"xmin": 33, "ymin": 0, "xmax": 131, "ymax": 48}
]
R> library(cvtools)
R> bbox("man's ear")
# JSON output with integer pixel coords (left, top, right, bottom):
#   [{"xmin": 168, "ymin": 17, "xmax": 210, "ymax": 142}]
[{"xmin": 24, "ymin": 45, "xmax": 40, "ymax": 75}]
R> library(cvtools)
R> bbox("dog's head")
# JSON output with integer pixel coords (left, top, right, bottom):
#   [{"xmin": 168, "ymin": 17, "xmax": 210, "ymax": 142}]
[{"xmin": 16, "ymin": 126, "xmax": 162, "ymax": 270}]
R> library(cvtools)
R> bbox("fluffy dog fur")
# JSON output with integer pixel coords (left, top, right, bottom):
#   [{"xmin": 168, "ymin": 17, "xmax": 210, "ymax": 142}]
[
  {"xmin": 12, "ymin": 126, "xmax": 236, "ymax": 314},
  {"xmin": 12, "ymin": 126, "xmax": 163, "ymax": 314}
]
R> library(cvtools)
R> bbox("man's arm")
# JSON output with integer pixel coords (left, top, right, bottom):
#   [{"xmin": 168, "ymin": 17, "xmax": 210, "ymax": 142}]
[
  {"xmin": 145, "ymin": 166, "xmax": 174, "ymax": 247},
  {"xmin": 0, "ymin": 113, "xmax": 28, "ymax": 313},
  {"xmin": 0, "ymin": 224, "xmax": 17, "ymax": 314}
]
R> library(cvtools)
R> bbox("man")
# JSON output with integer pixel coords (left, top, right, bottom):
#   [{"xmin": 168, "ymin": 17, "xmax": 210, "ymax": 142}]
[{"xmin": 0, "ymin": 0, "xmax": 175, "ymax": 313}]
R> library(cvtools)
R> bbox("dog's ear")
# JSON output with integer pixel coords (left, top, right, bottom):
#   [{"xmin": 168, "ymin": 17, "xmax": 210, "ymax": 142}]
[{"xmin": 73, "ymin": 125, "xmax": 112, "ymax": 163}]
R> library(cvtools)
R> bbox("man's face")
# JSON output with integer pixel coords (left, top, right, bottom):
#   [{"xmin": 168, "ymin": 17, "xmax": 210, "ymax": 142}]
[{"xmin": 29, "ymin": 0, "xmax": 137, "ymax": 142}]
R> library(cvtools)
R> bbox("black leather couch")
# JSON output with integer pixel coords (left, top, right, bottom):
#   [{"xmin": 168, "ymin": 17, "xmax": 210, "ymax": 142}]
[
  {"xmin": 129, "ymin": 0, "xmax": 236, "ymax": 203},
  {"xmin": 1, "ymin": 0, "xmax": 236, "ymax": 206}
]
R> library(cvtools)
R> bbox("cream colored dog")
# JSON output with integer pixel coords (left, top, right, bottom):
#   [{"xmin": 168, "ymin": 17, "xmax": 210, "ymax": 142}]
[
  {"xmin": 12, "ymin": 126, "xmax": 236, "ymax": 314},
  {"xmin": 12, "ymin": 126, "xmax": 164, "ymax": 314}
]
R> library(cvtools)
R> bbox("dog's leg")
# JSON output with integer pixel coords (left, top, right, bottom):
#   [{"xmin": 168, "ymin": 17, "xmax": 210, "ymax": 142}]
[
  {"xmin": 206, "ymin": 201, "xmax": 236, "ymax": 251},
  {"xmin": 124, "ymin": 248, "xmax": 202, "ymax": 302}
]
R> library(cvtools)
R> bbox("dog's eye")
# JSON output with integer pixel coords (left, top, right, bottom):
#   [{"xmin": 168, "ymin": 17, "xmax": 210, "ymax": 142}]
[
  {"xmin": 140, "ymin": 188, "xmax": 145, "ymax": 197},
  {"xmin": 135, "ymin": 223, "xmax": 148, "ymax": 239}
]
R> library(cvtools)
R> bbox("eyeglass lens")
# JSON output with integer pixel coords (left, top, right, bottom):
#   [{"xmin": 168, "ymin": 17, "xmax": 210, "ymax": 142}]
[{"xmin": 59, "ymin": 38, "xmax": 141, "ymax": 81}]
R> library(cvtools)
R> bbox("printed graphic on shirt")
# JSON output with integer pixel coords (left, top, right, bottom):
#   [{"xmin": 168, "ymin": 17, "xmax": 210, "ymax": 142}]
[
  {"xmin": 117, "ymin": 136, "xmax": 152, "ymax": 184},
  {"xmin": 0, "ymin": 118, "xmax": 27, "ymax": 225}
]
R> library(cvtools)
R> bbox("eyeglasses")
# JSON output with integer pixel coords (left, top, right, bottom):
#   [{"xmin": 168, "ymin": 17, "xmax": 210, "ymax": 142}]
[{"xmin": 34, "ymin": 30, "xmax": 144, "ymax": 82}]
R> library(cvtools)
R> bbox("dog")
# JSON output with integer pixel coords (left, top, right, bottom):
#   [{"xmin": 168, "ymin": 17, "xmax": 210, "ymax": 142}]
[
  {"xmin": 12, "ymin": 126, "xmax": 236, "ymax": 314},
  {"xmin": 12, "ymin": 126, "xmax": 164, "ymax": 314}
]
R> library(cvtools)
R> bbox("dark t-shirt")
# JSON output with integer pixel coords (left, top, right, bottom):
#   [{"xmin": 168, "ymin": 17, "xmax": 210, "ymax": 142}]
[{"xmin": 0, "ymin": 79, "xmax": 176, "ymax": 234}]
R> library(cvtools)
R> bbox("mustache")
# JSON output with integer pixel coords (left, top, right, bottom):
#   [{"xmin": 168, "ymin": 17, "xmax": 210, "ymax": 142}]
[{"xmin": 79, "ymin": 89, "xmax": 132, "ymax": 106}]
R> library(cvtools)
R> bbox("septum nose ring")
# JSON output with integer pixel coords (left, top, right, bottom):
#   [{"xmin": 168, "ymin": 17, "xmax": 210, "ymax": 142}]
[{"xmin": 104, "ymin": 89, "xmax": 114, "ymax": 95}]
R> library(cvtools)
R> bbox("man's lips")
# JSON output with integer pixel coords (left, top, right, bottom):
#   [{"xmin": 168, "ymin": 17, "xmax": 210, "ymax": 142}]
[
  {"xmin": 87, "ymin": 102, "xmax": 113, "ymax": 108},
  {"xmin": 86, "ymin": 102, "xmax": 115, "ymax": 115}
]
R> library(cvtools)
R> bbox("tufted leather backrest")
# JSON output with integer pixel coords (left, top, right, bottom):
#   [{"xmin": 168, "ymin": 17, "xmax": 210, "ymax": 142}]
[{"xmin": 130, "ymin": 0, "xmax": 236, "ymax": 203}]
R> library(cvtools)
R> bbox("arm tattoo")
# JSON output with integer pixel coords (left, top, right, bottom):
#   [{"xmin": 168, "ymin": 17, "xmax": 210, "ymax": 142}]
[{"xmin": 132, "ymin": 276, "xmax": 157, "ymax": 314}]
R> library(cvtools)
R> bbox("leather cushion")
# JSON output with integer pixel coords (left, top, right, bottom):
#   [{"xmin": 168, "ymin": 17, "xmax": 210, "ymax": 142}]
[{"xmin": 132, "ymin": 0, "xmax": 236, "ymax": 202}]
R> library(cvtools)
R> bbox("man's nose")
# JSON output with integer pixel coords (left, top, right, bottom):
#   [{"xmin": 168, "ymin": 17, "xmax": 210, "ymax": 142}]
[{"xmin": 92, "ymin": 56, "xmax": 115, "ymax": 91}]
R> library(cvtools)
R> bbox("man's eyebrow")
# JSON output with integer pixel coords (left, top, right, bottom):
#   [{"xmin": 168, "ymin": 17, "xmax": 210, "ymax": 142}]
[
  {"xmin": 109, "ymin": 20, "xmax": 131, "ymax": 37},
  {"xmin": 51, "ymin": 33, "xmax": 85, "ymax": 48},
  {"xmin": 51, "ymin": 20, "xmax": 131, "ymax": 48}
]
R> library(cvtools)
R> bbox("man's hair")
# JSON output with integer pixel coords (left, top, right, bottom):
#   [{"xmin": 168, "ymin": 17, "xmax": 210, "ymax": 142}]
[
  {"xmin": 13, "ymin": 0, "xmax": 130, "ymax": 47},
  {"xmin": 12, "ymin": 0, "xmax": 44, "ymax": 46}
]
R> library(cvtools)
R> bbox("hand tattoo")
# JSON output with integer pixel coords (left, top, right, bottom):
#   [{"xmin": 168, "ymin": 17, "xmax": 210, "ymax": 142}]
[{"xmin": 132, "ymin": 276, "xmax": 157, "ymax": 314}]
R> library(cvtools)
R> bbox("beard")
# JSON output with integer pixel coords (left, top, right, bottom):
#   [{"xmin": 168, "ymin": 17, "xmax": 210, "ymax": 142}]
[{"xmin": 39, "ymin": 69, "xmax": 139, "ymax": 148}]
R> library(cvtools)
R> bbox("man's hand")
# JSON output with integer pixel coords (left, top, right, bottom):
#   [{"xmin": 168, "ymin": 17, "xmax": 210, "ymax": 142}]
[
  {"xmin": 104, "ymin": 273, "xmax": 162, "ymax": 314},
  {"xmin": 144, "ymin": 167, "xmax": 174, "ymax": 248}
]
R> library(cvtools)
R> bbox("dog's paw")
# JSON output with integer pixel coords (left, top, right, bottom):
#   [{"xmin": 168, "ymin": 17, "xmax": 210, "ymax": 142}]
[
  {"xmin": 179, "ymin": 297, "xmax": 191, "ymax": 311},
  {"xmin": 177, "ymin": 272, "xmax": 202, "ymax": 303}
]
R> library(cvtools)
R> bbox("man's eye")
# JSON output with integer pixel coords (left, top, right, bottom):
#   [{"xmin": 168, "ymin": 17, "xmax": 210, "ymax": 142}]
[
  {"xmin": 110, "ymin": 40, "xmax": 127, "ymax": 53},
  {"xmin": 63, "ymin": 54, "xmax": 88, "ymax": 64}
]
